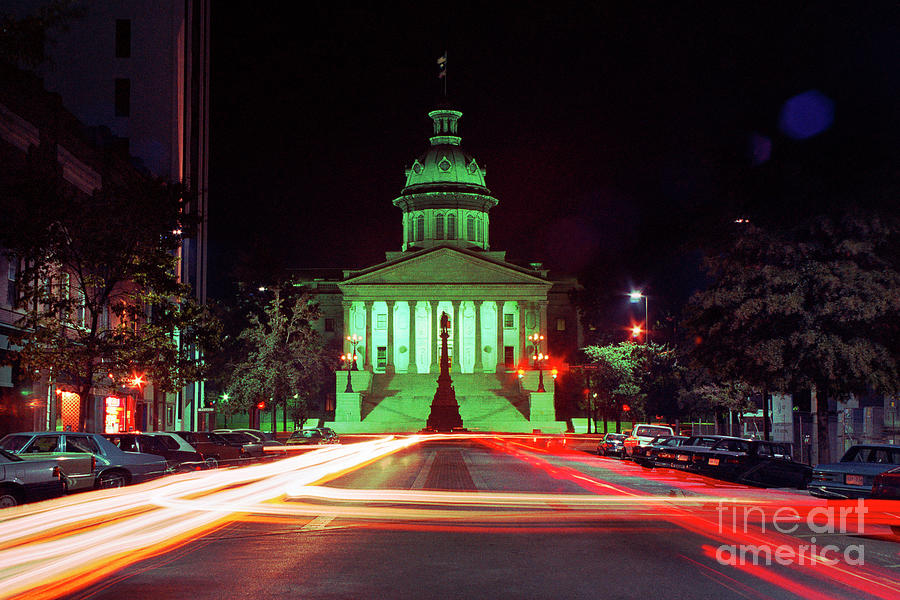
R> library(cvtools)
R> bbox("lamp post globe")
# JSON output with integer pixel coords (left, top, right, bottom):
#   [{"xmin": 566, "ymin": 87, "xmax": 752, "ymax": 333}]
[{"xmin": 528, "ymin": 333, "xmax": 547, "ymax": 393}]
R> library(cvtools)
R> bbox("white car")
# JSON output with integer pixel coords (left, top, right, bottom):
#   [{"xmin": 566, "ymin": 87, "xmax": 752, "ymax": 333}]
[
  {"xmin": 1, "ymin": 448, "xmax": 67, "ymax": 507},
  {"xmin": 623, "ymin": 424, "xmax": 675, "ymax": 457}
]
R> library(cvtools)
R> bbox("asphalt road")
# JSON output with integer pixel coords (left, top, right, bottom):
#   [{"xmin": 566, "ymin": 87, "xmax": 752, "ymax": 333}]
[{"xmin": 3, "ymin": 436, "xmax": 899, "ymax": 600}]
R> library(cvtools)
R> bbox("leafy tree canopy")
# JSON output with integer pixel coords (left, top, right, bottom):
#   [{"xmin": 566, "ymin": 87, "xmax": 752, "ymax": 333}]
[{"xmin": 223, "ymin": 285, "xmax": 331, "ymax": 431}]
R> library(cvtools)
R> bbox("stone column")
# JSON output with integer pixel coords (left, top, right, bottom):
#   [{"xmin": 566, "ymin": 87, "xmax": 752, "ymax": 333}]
[
  {"xmin": 519, "ymin": 302, "xmax": 527, "ymax": 368},
  {"xmin": 430, "ymin": 300, "xmax": 439, "ymax": 374},
  {"xmin": 496, "ymin": 300, "xmax": 505, "ymax": 372},
  {"xmin": 451, "ymin": 299, "xmax": 461, "ymax": 372},
  {"xmin": 341, "ymin": 301, "xmax": 351, "ymax": 353},
  {"xmin": 363, "ymin": 300, "xmax": 373, "ymax": 370},
  {"xmin": 473, "ymin": 300, "xmax": 483, "ymax": 373},
  {"xmin": 408, "ymin": 301, "xmax": 418, "ymax": 374},
  {"xmin": 539, "ymin": 300, "xmax": 549, "ymax": 340},
  {"xmin": 386, "ymin": 300, "xmax": 395, "ymax": 374}
]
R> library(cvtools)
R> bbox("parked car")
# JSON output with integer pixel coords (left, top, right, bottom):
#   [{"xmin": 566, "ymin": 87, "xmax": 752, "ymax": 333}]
[
  {"xmin": 634, "ymin": 436, "xmax": 690, "ymax": 467},
  {"xmin": 104, "ymin": 432, "xmax": 205, "ymax": 472},
  {"xmin": 6, "ymin": 446, "xmax": 97, "ymax": 492},
  {"xmin": 809, "ymin": 444, "xmax": 900, "ymax": 499},
  {"xmin": 597, "ymin": 433, "xmax": 627, "ymax": 457},
  {"xmin": 316, "ymin": 427, "xmax": 340, "ymax": 444},
  {"xmin": 694, "ymin": 439, "xmax": 812, "ymax": 488},
  {"xmin": 286, "ymin": 428, "xmax": 329, "ymax": 446},
  {"xmin": 223, "ymin": 429, "xmax": 287, "ymax": 452},
  {"xmin": 1, "ymin": 448, "xmax": 67, "ymax": 507},
  {"xmin": 169, "ymin": 431, "xmax": 245, "ymax": 466},
  {"xmin": 623, "ymin": 424, "xmax": 675, "ymax": 458},
  {"xmin": 871, "ymin": 465, "xmax": 900, "ymax": 500},
  {"xmin": 657, "ymin": 435, "xmax": 746, "ymax": 470},
  {"xmin": 209, "ymin": 430, "xmax": 266, "ymax": 457},
  {"xmin": 0, "ymin": 432, "xmax": 168, "ymax": 489}
]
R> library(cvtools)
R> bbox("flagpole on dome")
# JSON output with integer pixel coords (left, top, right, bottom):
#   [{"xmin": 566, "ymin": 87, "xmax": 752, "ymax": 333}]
[{"xmin": 437, "ymin": 51, "xmax": 447, "ymax": 97}]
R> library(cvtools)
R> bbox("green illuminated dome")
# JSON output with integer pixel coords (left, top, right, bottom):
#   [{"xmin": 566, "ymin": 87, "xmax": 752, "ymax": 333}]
[{"xmin": 394, "ymin": 105, "xmax": 499, "ymax": 251}]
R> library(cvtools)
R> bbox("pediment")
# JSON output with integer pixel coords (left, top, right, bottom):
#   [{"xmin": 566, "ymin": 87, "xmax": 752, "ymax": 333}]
[{"xmin": 340, "ymin": 248, "xmax": 548, "ymax": 287}]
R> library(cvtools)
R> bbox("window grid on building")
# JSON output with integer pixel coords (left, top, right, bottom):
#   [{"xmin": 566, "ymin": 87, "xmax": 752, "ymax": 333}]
[
  {"xmin": 114, "ymin": 78, "xmax": 130, "ymax": 117},
  {"xmin": 115, "ymin": 19, "xmax": 131, "ymax": 58},
  {"xmin": 415, "ymin": 214, "xmax": 425, "ymax": 242},
  {"xmin": 503, "ymin": 313, "xmax": 514, "ymax": 329},
  {"xmin": 447, "ymin": 214, "xmax": 456, "ymax": 239},
  {"xmin": 435, "ymin": 214, "xmax": 444, "ymax": 239}
]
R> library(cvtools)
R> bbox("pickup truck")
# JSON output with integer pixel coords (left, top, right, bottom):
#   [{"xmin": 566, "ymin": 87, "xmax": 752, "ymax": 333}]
[{"xmin": 623, "ymin": 424, "xmax": 675, "ymax": 458}]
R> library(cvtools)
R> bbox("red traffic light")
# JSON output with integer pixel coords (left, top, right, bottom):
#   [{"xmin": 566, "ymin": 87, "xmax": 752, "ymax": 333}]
[{"xmin": 256, "ymin": 401, "xmax": 266, "ymax": 410}]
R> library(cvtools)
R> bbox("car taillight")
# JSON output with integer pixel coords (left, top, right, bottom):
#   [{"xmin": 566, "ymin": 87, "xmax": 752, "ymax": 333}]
[
  {"xmin": 52, "ymin": 466, "xmax": 61, "ymax": 479},
  {"xmin": 91, "ymin": 455, "xmax": 96, "ymax": 472}
]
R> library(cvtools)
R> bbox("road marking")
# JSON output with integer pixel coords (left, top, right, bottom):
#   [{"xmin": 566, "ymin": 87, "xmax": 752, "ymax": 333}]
[
  {"xmin": 411, "ymin": 451, "xmax": 437, "ymax": 489},
  {"xmin": 462, "ymin": 452, "xmax": 489, "ymax": 491},
  {"xmin": 302, "ymin": 515, "xmax": 335, "ymax": 530}
]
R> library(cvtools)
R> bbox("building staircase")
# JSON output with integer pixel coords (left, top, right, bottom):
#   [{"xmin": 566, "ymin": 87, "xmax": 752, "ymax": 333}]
[{"xmin": 332, "ymin": 372, "xmax": 547, "ymax": 433}]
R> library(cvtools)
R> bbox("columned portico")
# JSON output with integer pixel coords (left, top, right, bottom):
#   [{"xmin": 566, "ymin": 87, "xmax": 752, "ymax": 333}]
[
  {"xmin": 323, "ymin": 102, "xmax": 572, "ymax": 433},
  {"xmin": 473, "ymin": 300, "xmax": 483, "ymax": 372}
]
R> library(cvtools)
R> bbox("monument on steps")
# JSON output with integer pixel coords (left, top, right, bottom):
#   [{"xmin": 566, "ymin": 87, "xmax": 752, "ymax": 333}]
[{"xmin": 426, "ymin": 311, "xmax": 464, "ymax": 431}]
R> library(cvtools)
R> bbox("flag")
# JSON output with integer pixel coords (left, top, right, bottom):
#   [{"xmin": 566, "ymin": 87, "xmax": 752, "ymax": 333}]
[{"xmin": 437, "ymin": 52, "xmax": 447, "ymax": 78}]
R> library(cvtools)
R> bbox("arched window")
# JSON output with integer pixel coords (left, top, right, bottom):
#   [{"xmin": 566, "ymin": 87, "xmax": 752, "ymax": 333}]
[
  {"xmin": 475, "ymin": 217, "xmax": 482, "ymax": 242},
  {"xmin": 407, "ymin": 215, "xmax": 414, "ymax": 244},
  {"xmin": 447, "ymin": 214, "xmax": 457, "ymax": 239},
  {"xmin": 435, "ymin": 214, "xmax": 444, "ymax": 239},
  {"xmin": 415, "ymin": 214, "xmax": 425, "ymax": 242},
  {"xmin": 467, "ymin": 215, "xmax": 476, "ymax": 241}
]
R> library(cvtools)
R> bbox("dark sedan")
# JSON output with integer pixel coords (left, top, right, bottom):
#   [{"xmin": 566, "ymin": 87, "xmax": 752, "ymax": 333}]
[
  {"xmin": 635, "ymin": 436, "xmax": 690, "ymax": 467},
  {"xmin": 656, "ymin": 435, "xmax": 745, "ymax": 470},
  {"xmin": 104, "ymin": 433, "xmax": 205, "ymax": 472},
  {"xmin": 694, "ymin": 439, "xmax": 811, "ymax": 488},
  {"xmin": 597, "ymin": 433, "xmax": 627, "ymax": 457},
  {"xmin": 809, "ymin": 444, "xmax": 900, "ymax": 499},
  {"xmin": 169, "ymin": 431, "xmax": 245, "ymax": 466}
]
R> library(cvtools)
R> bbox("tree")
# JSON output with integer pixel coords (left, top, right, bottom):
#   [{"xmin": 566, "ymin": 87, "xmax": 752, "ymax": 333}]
[
  {"xmin": 0, "ymin": 141, "xmax": 217, "ymax": 431},
  {"xmin": 224, "ymin": 285, "xmax": 331, "ymax": 433},
  {"xmin": 582, "ymin": 342, "xmax": 645, "ymax": 432},
  {"xmin": 677, "ymin": 372, "xmax": 754, "ymax": 435},
  {"xmin": 684, "ymin": 212, "xmax": 900, "ymax": 460}
]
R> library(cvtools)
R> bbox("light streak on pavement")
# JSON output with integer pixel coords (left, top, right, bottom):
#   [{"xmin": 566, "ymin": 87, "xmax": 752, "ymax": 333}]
[
  {"xmin": 1, "ymin": 433, "xmax": 899, "ymax": 599},
  {"xmin": 0, "ymin": 435, "xmax": 423, "ymax": 600}
]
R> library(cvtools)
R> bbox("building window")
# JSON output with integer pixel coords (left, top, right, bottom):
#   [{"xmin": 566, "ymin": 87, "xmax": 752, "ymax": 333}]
[
  {"xmin": 114, "ymin": 78, "xmax": 131, "ymax": 117},
  {"xmin": 447, "ymin": 214, "xmax": 456, "ymax": 239},
  {"xmin": 556, "ymin": 318, "xmax": 566, "ymax": 331},
  {"xmin": 407, "ymin": 215, "xmax": 414, "ymax": 244},
  {"xmin": 6, "ymin": 258, "xmax": 18, "ymax": 306},
  {"xmin": 476, "ymin": 217, "xmax": 483, "ymax": 242},
  {"xmin": 435, "ymin": 214, "xmax": 444, "ymax": 239},
  {"xmin": 376, "ymin": 346, "xmax": 387, "ymax": 369},
  {"xmin": 76, "ymin": 289, "xmax": 86, "ymax": 328},
  {"xmin": 115, "ymin": 19, "xmax": 131, "ymax": 58},
  {"xmin": 467, "ymin": 215, "xmax": 475, "ymax": 241},
  {"xmin": 376, "ymin": 314, "xmax": 387, "ymax": 330},
  {"xmin": 415, "ymin": 214, "xmax": 425, "ymax": 242},
  {"xmin": 503, "ymin": 313, "xmax": 514, "ymax": 329},
  {"xmin": 324, "ymin": 318, "xmax": 334, "ymax": 332}
]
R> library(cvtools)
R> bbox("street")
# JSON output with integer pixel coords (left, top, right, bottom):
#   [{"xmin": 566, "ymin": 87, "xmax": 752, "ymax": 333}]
[{"xmin": 2, "ymin": 436, "xmax": 900, "ymax": 600}]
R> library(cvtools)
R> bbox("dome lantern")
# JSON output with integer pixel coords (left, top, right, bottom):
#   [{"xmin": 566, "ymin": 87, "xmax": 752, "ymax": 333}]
[{"xmin": 393, "ymin": 105, "xmax": 499, "ymax": 252}]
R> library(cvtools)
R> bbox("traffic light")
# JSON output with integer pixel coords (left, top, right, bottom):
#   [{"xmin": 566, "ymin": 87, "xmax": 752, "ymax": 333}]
[{"xmin": 256, "ymin": 401, "xmax": 266, "ymax": 410}]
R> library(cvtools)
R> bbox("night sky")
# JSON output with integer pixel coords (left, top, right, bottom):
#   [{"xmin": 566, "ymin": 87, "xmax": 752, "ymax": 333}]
[{"xmin": 208, "ymin": 3, "xmax": 899, "ymax": 316}]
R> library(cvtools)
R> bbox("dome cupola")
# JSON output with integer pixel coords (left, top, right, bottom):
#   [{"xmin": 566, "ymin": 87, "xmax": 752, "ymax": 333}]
[{"xmin": 393, "ymin": 105, "xmax": 499, "ymax": 252}]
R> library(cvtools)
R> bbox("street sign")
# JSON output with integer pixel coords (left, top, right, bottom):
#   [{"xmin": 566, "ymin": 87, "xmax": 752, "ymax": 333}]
[{"xmin": 198, "ymin": 407, "xmax": 215, "ymax": 412}]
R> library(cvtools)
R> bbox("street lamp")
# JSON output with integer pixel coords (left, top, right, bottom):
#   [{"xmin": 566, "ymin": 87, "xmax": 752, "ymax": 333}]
[
  {"xmin": 629, "ymin": 290, "xmax": 649, "ymax": 344},
  {"xmin": 529, "ymin": 333, "xmax": 548, "ymax": 393},
  {"xmin": 346, "ymin": 333, "xmax": 362, "ymax": 371},
  {"xmin": 340, "ymin": 352, "xmax": 357, "ymax": 393}
]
